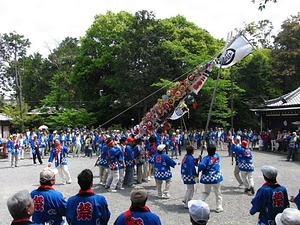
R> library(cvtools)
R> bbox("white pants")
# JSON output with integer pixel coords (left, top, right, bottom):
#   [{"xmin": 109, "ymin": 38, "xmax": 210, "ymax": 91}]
[
  {"xmin": 216, "ymin": 139, "xmax": 223, "ymax": 151},
  {"xmin": 183, "ymin": 184, "xmax": 195, "ymax": 204},
  {"xmin": 156, "ymin": 179, "xmax": 171, "ymax": 196},
  {"xmin": 19, "ymin": 147, "xmax": 25, "ymax": 159},
  {"xmin": 199, "ymin": 183, "xmax": 223, "ymax": 210},
  {"xmin": 117, "ymin": 168, "xmax": 125, "ymax": 188},
  {"xmin": 142, "ymin": 162, "xmax": 148, "ymax": 181},
  {"xmin": 234, "ymin": 165, "xmax": 243, "ymax": 185},
  {"xmin": 8, "ymin": 152, "xmax": 12, "ymax": 162},
  {"xmin": 99, "ymin": 166, "xmax": 108, "ymax": 184},
  {"xmin": 11, "ymin": 154, "xmax": 19, "ymax": 167},
  {"xmin": 241, "ymin": 171, "xmax": 254, "ymax": 189},
  {"xmin": 57, "ymin": 164, "xmax": 72, "ymax": 184},
  {"xmin": 271, "ymin": 140, "xmax": 276, "ymax": 151},
  {"xmin": 106, "ymin": 170, "xmax": 119, "ymax": 190}
]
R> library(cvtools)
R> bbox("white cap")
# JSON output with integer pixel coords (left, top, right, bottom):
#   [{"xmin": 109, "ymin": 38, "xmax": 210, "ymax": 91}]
[
  {"xmin": 188, "ymin": 200, "xmax": 210, "ymax": 223},
  {"xmin": 157, "ymin": 144, "xmax": 166, "ymax": 151},
  {"xmin": 275, "ymin": 208, "xmax": 300, "ymax": 225}
]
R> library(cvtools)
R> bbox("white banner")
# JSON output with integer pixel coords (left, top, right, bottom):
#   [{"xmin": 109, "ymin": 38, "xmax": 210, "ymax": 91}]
[
  {"xmin": 169, "ymin": 106, "xmax": 188, "ymax": 120},
  {"xmin": 214, "ymin": 35, "xmax": 254, "ymax": 68},
  {"xmin": 188, "ymin": 74, "xmax": 208, "ymax": 95}
]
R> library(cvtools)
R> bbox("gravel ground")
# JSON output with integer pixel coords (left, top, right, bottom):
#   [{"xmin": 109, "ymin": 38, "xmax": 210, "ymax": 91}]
[{"xmin": 0, "ymin": 148, "xmax": 299, "ymax": 225}]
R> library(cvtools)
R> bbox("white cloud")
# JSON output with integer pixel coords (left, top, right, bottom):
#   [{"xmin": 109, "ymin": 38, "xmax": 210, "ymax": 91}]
[{"xmin": 1, "ymin": 0, "xmax": 299, "ymax": 57}]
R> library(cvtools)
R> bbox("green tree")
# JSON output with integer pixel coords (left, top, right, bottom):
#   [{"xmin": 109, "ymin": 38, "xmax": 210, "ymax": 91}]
[
  {"xmin": 271, "ymin": 15, "xmax": 300, "ymax": 94},
  {"xmin": 0, "ymin": 32, "xmax": 31, "ymax": 131},
  {"xmin": 43, "ymin": 37, "xmax": 80, "ymax": 109},
  {"xmin": 73, "ymin": 10, "xmax": 223, "ymax": 128},
  {"xmin": 21, "ymin": 53, "xmax": 53, "ymax": 109}
]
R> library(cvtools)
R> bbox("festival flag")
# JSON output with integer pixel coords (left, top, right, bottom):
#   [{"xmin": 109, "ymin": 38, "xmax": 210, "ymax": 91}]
[
  {"xmin": 188, "ymin": 73, "xmax": 208, "ymax": 95},
  {"xmin": 214, "ymin": 34, "xmax": 254, "ymax": 68},
  {"xmin": 168, "ymin": 101, "xmax": 190, "ymax": 120}
]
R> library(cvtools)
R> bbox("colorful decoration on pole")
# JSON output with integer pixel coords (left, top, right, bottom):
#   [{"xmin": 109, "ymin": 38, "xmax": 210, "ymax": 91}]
[{"xmin": 137, "ymin": 33, "xmax": 254, "ymax": 135}]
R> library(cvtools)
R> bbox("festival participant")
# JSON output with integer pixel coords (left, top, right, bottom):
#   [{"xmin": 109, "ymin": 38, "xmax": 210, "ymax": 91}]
[
  {"xmin": 72, "ymin": 131, "xmax": 82, "ymax": 157},
  {"xmin": 188, "ymin": 200, "xmax": 210, "ymax": 225},
  {"xmin": 30, "ymin": 133, "xmax": 43, "ymax": 165},
  {"xmin": 7, "ymin": 190, "xmax": 41, "ymax": 225},
  {"xmin": 96, "ymin": 140, "xmax": 109, "ymax": 186},
  {"xmin": 154, "ymin": 144, "xmax": 177, "ymax": 199},
  {"xmin": 66, "ymin": 169, "xmax": 110, "ymax": 225},
  {"xmin": 30, "ymin": 168, "xmax": 67, "ymax": 225},
  {"xmin": 231, "ymin": 138, "xmax": 243, "ymax": 186},
  {"xmin": 181, "ymin": 145, "xmax": 198, "ymax": 208},
  {"xmin": 48, "ymin": 139, "xmax": 71, "ymax": 185},
  {"xmin": 133, "ymin": 137, "xmax": 145, "ymax": 184},
  {"xmin": 231, "ymin": 140, "xmax": 255, "ymax": 195},
  {"xmin": 10, "ymin": 134, "xmax": 20, "ymax": 168},
  {"xmin": 198, "ymin": 145, "xmax": 224, "ymax": 213},
  {"xmin": 114, "ymin": 186, "xmax": 162, "ymax": 225},
  {"xmin": 170, "ymin": 132, "xmax": 179, "ymax": 159},
  {"xmin": 105, "ymin": 138, "xmax": 123, "ymax": 192},
  {"xmin": 122, "ymin": 137, "xmax": 135, "ymax": 188},
  {"xmin": 145, "ymin": 135, "xmax": 157, "ymax": 181},
  {"xmin": 116, "ymin": 137, "xmax": 126, "ymax": 189},
  {"xmin": 18, "ymin": 133, "xmax": 27, "ymax": 160},
  {"xmin": 250, "ymin": 165, "xmax": 289, "ymax": 225}
]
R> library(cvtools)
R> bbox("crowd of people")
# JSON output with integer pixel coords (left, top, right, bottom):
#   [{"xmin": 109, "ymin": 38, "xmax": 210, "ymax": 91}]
[{"xmin": 3, "ymin": 125, "xmax": 300, "ymax": 224}]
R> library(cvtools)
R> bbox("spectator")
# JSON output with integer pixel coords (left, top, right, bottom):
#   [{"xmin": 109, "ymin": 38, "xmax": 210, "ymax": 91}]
[
  {"xmin": 275, "ymin": 208, "xmax": 300, "ymax": 225},
  {"xmin": 188, "ymin": 200, "xmax": 210, "ymax": 225},
  {"xmin": 30, "ymin": 167, "xmax": 67, "ymax": 225},
  {"xmin": 7, "ymin": 190, "xmax": 41, "ymax": 225},
  {"xmin": 198, "ymin": 144, "xmax": 224, "ymax": 213},
  {"xmin": 250, "ymin": 165, "xmax": 289, "ymax": 225},
  {"xmin": 286, "ymin": 131, "xmax": 299, "ymax": 161},
  {"xmin": 66, "ymin": 169, "xmax": 110, "ymax": 225},
  {"xmin": 30, "ymin": 133, "xmax": 43, "ymax": 165},
  {"xmin": 181, "ymin": 145, "xmax": 198, "ymax": 208},
  {"xmin": 154, "ymin": 144, "xmax": 177, "ymax": 199},
  {"xmin": 114, "ymin": 186, "xmax": 162, "ymax": 225}
]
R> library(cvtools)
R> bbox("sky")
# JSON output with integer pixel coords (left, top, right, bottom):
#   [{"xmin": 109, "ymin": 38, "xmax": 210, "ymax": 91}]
[{"xmin": 1, "ymin": 0, "xmax": 300, "ymax": 57}]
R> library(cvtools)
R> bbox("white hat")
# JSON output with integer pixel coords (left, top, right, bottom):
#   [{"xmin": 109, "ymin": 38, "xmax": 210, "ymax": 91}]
[
  {"xmin": 275, "ymin": 208, "xmax": 300, "ymax": 225},
  {"xmin": 188, "ymin": 200, "xmax": 210, "ymax": 223},
  {"xmin": 157, "ymin": 144, "xmax": 166, "ymax": 151},
  {"xmin": 40, "ymin": 167, "xmax": 58, "ymax": 183},
  {"xmin": 261, "ymin": 165, "xmax": 278, "ymax": 179}
]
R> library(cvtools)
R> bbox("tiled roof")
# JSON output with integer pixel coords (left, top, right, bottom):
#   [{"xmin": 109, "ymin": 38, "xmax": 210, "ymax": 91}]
[
  {"xmin": 0, "ymin": 113, "xmax": 12, "ymax": 121},
  {"xmin": 265, "ymin": 87, "xmax": 300, "ymax": 107}
]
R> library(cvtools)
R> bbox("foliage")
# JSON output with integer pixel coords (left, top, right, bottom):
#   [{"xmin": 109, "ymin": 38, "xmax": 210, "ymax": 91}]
[
  {"xmin": 0, "ymin": 31, "xmax": 31, "ymax": 130},
  {"xmin": 0, "ymin": 103, "xmax": 42, "ymax": 132},
  {"xmin": 20, "ymin": 53, "xmax": 53, "ymax": 108},
  {"xmin": 72, "ymin": 10, "xmax": 222, "ymax": 128},
  {"xmin": 271, "ymin": 15, "xmax": 300, "ymax": 94},
  {"xmin": 45, "ymin": 109, "xmax": 97, "ymax": 131},
  {"xmin": 42, "ymin": 37, "xmax": 80, "ymax": 109},
  {"xmin": 256, "ymin": 0, "xmax": 277, "ymax": 11}
]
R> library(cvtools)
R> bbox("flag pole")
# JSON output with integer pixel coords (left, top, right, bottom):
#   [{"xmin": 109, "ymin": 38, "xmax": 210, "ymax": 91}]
[{"xmin": 202, "ymin": 57, "xmax": 223, "ymax": 154}]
